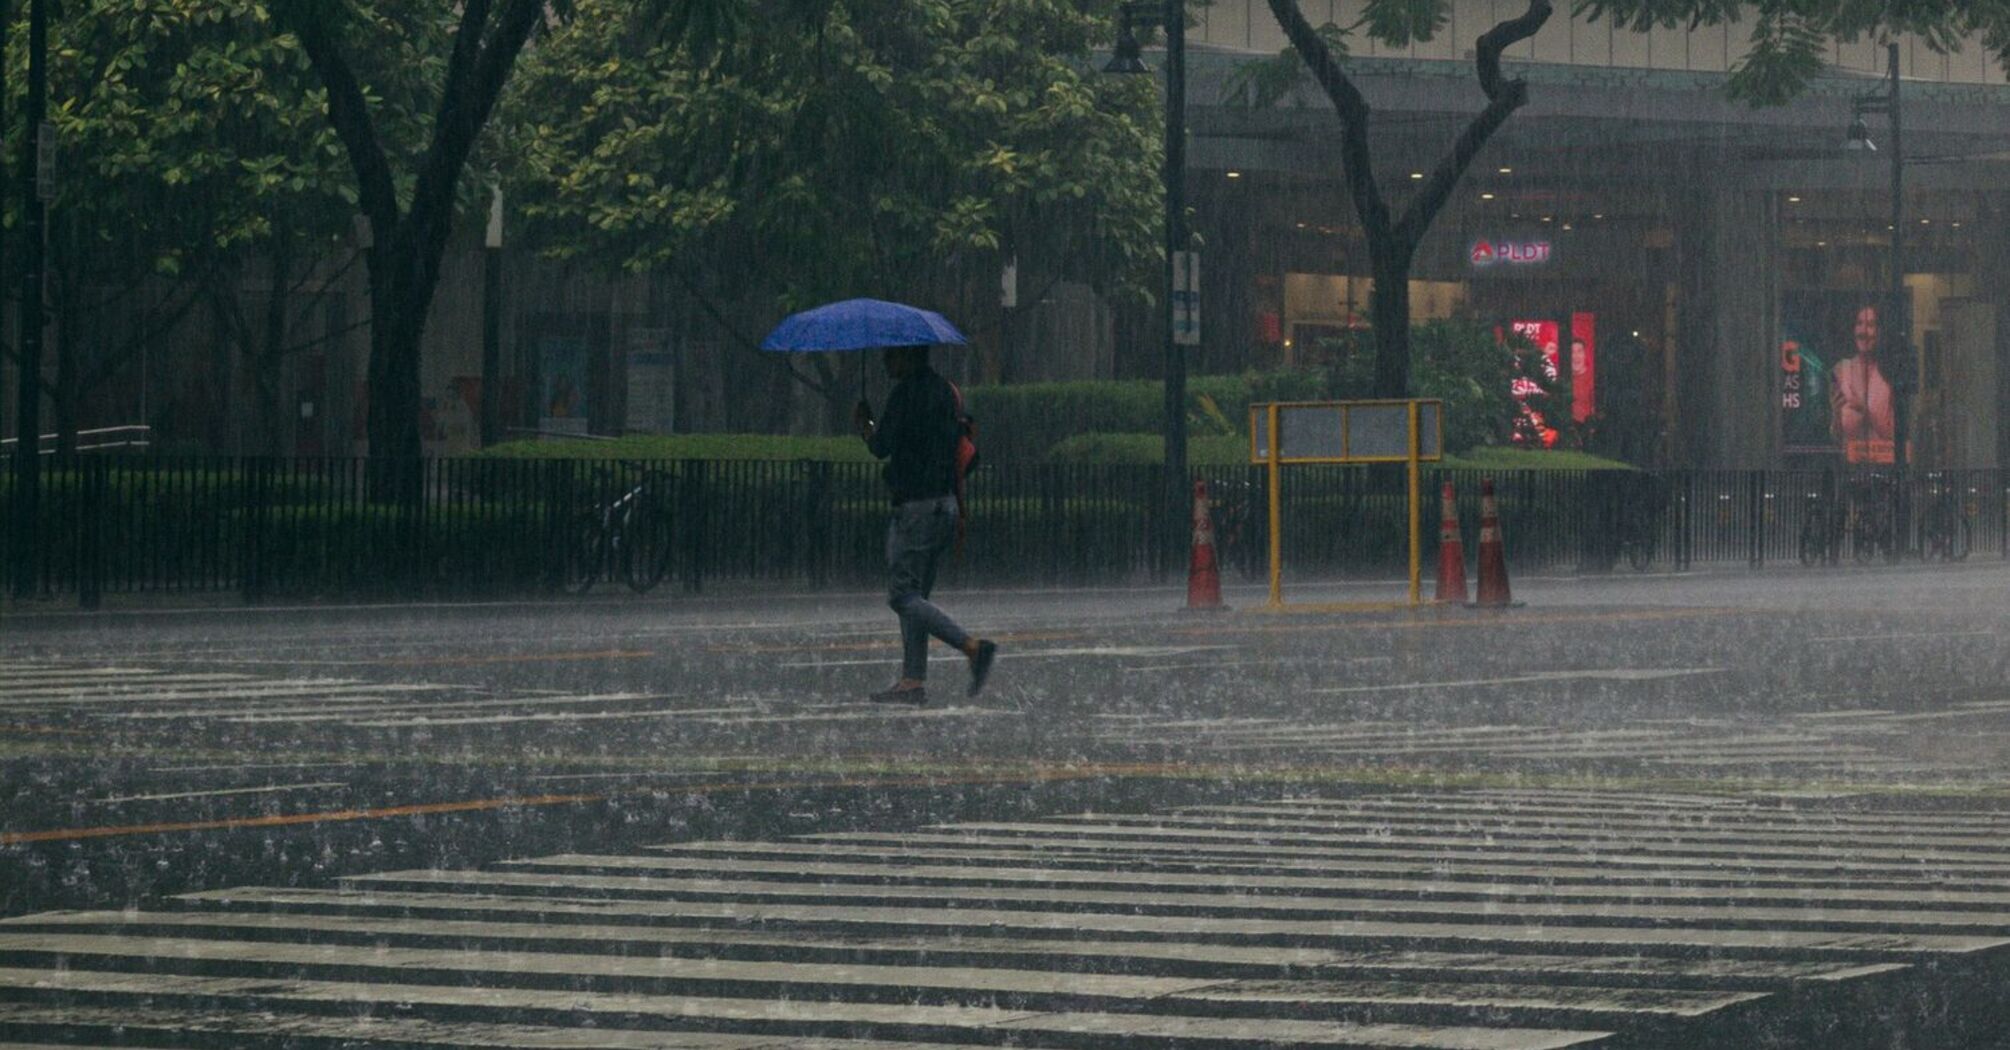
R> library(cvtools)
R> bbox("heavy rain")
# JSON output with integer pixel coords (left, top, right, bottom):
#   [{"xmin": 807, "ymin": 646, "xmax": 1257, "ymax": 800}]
[{"xmin": 4, "ymin": 1, "xmax": 2010, "ymax": 1047}]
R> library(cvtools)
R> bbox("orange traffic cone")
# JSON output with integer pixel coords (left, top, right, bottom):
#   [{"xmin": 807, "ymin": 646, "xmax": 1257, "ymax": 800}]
[
  {"xmin": 1435, "ymin": 480, "xmax": 1468, "ymax": 604},
  {"xmin": 1186, "ymin": 480, "xmax": 1226, "ymax": 611},
  {"xmin": 1469, "ymin": 478, "xmax": 1522, "ymax": 608}
]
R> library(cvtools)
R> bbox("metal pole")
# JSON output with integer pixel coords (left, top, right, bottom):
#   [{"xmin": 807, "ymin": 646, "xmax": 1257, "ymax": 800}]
[
  {"xmin": 10, "ymin": 0, "xmax": 45, "ymax": 599},
  {"xmin": 480, "ymin": 186, "xmax": 503, "ymax": 448},
  {"xmin": 1886, "ymin": 41, "xmax": 1910, "ymax": 549},
  {"xmin": 1160, "ymin": 0, "xmax": 1187, "ymax": 577},
  {"xmin": 1406, "ymin": 401, "xmax": 1421, "ymax": 605},
  {"xmin": 1266, "ymin": 403, "xmax": 1281, "ymax": 608}
]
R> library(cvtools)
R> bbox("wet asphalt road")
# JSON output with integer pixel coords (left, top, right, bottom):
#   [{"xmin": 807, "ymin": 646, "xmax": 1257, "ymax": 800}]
[{"xmin": 5, "ymin": 564, "xmax": 2010, "ymax": 1047}]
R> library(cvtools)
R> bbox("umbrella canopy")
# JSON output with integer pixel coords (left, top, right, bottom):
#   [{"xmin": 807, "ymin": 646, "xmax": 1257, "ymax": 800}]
[{"xmin": 760, "ymin": 298, "xmax": 967, "ymax": 353}]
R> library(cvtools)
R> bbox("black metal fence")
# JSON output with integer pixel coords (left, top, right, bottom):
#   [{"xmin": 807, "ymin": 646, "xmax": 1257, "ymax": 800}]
[{"xmin": 1, "ymin": 456, "xmax": 2004, "ymax": 606}]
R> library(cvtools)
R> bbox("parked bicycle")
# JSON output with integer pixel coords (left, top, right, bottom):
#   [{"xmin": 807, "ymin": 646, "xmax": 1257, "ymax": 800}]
[
  {"xmin": 1614, "ymin": 476, "xmax": 1666, "ymax": 572},
  {"xmin": 557, "ymin": 463, "xmax": 678, "ymax": 595},
  {"xmin": 1918, "ymin": 472, "xmax": 1974, "ymax": 562},
  {"xmin": 1797, "ymin": 485, "xmax": 1845, "ymax": 567},
  {"xmin": 1839, "ymin": 474, "xmax": 1902, "ymax": 564}
]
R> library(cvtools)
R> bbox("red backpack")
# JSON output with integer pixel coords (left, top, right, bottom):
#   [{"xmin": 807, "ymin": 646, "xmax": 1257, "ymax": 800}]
[{"xmin": 949, "ymin": 381, "xmax": 980, "ymax": 552}]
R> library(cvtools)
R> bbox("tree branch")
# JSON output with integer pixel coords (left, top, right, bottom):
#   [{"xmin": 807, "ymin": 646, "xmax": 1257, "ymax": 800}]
[
  {"xmin": 1262, "ymin": 0, "xmax": 1389, "ymax": 240},
  {"xmin": 666, "ymin": 262, "xmax": 837, "ymax": 400},
  {"xmin": 76, "ymin": 278, "xmax": 209, "ymax": 396},
  {"xmin": 409, "ymin": 0, "xmax": 544, "ymax": 250},
  {"xmin": 1394, "ymin": 0, "xmax": 1551, "ymax": 246},
  {"xmin": 276, "ymin": 2, "xmax": 401, "ymax": 233}
]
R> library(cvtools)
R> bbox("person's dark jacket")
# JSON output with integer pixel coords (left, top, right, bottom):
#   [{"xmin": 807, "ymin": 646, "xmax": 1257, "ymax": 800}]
[{"xmin": 868, "ymin": 366, "xmax": 959, "ymax": 504}]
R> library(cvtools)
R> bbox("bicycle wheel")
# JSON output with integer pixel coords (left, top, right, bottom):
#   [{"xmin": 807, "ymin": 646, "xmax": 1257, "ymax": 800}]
[
  {"xmin": 1798, "ymin": 520, "xmax": 1822, "ymax": 567},
  {"xmin": 625, "ymin": 506, "xmax": 677, "ymax": 593},
  {"xmin": 1851, "ymin": 519, "xmax": 1878, "ymax": 564},
  {"xmin": 1626, "ymin": 535, "xmax": 1654, "ymax": 572},
  {"xmin": 1950, "ymin": 516, "xmax": 1974, "ymax": 562},
  {"xmin": 556, "ymin": 513, "xmax": 607, "ymax": 596}
]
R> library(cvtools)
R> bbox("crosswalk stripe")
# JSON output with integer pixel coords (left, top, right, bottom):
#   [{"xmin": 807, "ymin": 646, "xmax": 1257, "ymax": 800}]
[
  {"xmin": 174, "ymin": 886, "xmax": 2010, "ymax": 955},
  {"xmin": 1171, "ymin": 804, "xmax": 2010, "ymax": 849},
  {"xmin": 253, "ymin": 705, "xmax": 756, "ymax": 728},
  {"xmin": 83, "ymin": 781, "xmax": 347, "ymax": 805},
  {"xmin": 807, "ymin": 829, "xmax": 2010, "ymax": 881},
  {"xmin": 0, "ymin": 1003, "xmax": 786, "ymax": 1050},
  {"xmin": 0, "ymin": 669, "xmax": 251, "ymax": 685},
  {"xmin": 0, "ymin": 682, "xmax": 450, "ymax": 707},
  {"xmin": 1244, "ymin": 796, "xmax": 2010, "ymax": 831},
  {"xmin": 0, "ymin": 1002, "xmax": 1113, "ymax": 1050},
  {"xmin": 108, "ymin": 692, "xmax": 694, "ymax": 722},
  {"xmin": 0, "ymin": 932, "xmax": 1221, "ymax": 1000},
  {"xmin": 504, "ymin": 851, "xmax": 2010, "ymax": 910},
  {"xmin": 335, "ymin": 867, "xmax": 2010, "ymax": 934},
  {"xmin": 0, "ymin": 930, "xmax": 1773, "ymax": 1021},
  {"xmin": 648, "ymin": 838, "xmax": 2010, "ymax": 892},
  {"xmin": 959, "ymin": 818, "xmax": 2010, "ymax": 869},
  {"xmin": 0, "ymin": 967, "xmax": 1611, "ymax": 1049},
  {"xmin": 0, "ymin": 910, "xmax": 1904, "ymax": 990}
]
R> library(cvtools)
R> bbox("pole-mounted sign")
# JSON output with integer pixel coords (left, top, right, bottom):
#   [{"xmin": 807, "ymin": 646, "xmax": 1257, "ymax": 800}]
[{"xmin": 1172, "ymin": 250, "xmax": 1200, "ymax": 346}]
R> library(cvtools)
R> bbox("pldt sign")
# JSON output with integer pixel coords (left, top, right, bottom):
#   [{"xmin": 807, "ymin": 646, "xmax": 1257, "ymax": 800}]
[{"xmin": 1470, "ymin": 239, "xmax": 1552, "ymax": 267}]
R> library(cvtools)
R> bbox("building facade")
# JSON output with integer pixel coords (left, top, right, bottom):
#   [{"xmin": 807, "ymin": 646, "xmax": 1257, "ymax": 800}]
[{"xmin": 1178, "ymin": 0, "xmax": 2010, "ymax": 468}]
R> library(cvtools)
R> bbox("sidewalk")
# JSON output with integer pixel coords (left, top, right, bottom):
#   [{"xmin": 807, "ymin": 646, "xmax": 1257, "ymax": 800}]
[{"xmin": 5, "ymin": 557, "xmax": 2005, "ymax": 636}]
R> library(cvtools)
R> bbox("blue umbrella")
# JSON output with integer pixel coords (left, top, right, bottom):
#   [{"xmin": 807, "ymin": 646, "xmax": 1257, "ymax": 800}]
[{"xmin": 760, "ymin": 298, "xmax": 967, "ymax": 354}]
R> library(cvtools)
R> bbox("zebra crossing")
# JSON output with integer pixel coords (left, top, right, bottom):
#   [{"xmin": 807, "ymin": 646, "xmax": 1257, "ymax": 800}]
[
  {"xmin": 7, "ymin": 788, "xmax": 2010, "ymax": 1048},
  {"xmin": 1092, "ymin": 704, "xmax": 2003, "ymax": 783},
  {"xmin": 0, "ymin": 661, "xmax": 1008, "ymax": 733}
]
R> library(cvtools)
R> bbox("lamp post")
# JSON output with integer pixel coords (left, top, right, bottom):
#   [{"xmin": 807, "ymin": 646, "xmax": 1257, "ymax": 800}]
[
  {"xmin": 1847, "ymin": 42, "xmax": 1908, "ymax": 473},
  {"xmin": 1106, "ymin": 0, "xmax": 1189, "ymax": 575},
  {"xmin": 10, "ymin": 0, "xmax": 47, "ymax": 599}
]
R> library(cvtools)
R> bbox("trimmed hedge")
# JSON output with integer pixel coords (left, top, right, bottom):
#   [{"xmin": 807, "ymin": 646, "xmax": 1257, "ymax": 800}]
[
  {"xmin": 961, "ymin": 371, "xmax": 1327, "ymax": 463},
  {"xmin": 1046, "ymin": 433, "xmax": 1634, "ymax": 472},
  {"xmin": 477, "ymin": 433, "xmax": 876, "ymax": 462}
]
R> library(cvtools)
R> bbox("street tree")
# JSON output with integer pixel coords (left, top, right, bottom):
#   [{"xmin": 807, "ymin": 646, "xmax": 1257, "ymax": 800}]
[
  {"xmin": 1255, "ymin": 0, "xmax": 1552, "ymax": 398},
  {"xmin": 3, "ymin": 1, "xmax": 351, "ymax": 452},
  {"xmin": 1257, "ymin": 0, "xmax": 2010, "ymax": 399},
  {"xmin": 272, "ymin": 0, "xmax": 558, "ymax": 468},
  {"xmin": 505, "ymin": 0, "xmax": 1162, "ymax": 417}
]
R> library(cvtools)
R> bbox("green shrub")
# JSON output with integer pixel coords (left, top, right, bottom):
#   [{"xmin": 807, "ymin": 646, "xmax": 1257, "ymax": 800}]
[
  {"xmin": 1045, "ymin": 432, "xmax": 1632, "ymax": 471},
  {"xmin": 961, "ymin": 370, "xmax": 1326, "ymax": 463},
  {"xmin": 476, "ymin": 434, "xmax": 876, "ymax": 462}
]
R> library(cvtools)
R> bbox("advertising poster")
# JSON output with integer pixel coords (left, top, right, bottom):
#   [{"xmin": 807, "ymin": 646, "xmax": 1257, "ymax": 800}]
[
  {"xmin": 625, "ymin": 328, "xmax": 677, "ymax": 435},
  {"xmin": 1570, "ymin": 312, "xmax": 1596, "ymax": 423},
  {"xmin": 1782, "ymin": 292, "xmax": 1892, "ymax": 462},
  {"xmin": 539, "ymin": 335, "xmax": 591, "ymax": 436},
  {"xmin": 1505, "ymin": 319, "xmax": 1560, "ymax": 448}
]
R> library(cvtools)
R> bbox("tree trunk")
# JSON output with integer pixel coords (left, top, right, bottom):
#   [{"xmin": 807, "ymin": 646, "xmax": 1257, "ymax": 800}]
[
  {"xmin": 1369, "ymin": 248, "xmax": 1414, "ymax": 397},
  {"xmin": 364, "ymin": 249, "xmax": 428, "ymax": 465}
]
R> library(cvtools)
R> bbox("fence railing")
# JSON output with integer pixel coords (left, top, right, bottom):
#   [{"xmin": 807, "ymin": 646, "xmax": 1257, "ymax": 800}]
[{"xmin": 0, "ymin": 456, "xmax": 2002, "ymax": 607}]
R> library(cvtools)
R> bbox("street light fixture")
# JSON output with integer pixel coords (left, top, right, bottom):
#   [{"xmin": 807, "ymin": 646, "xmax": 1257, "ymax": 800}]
[{"xmin": 1104, "ymin": 0, "xmax": 1190, "ymax": 575}]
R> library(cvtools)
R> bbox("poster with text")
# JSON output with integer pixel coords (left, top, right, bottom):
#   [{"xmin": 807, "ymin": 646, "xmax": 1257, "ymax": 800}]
[
  {"xmin": 1781, "ymin": 292, "xmax": 1869, "ymax": 459},
  {"xmin": 1506, "ymin": 319, "xmax": 1560, "ymax": 448},
  {"xmin": 1570, "ymin": 312, "xmax": 1596, "ymax": 423},
  {"xmin": 539, "ymin": 335, "xmax": 591, "ymax": 436}
]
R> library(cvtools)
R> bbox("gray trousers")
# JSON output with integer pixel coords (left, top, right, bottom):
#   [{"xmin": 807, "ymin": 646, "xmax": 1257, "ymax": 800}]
[{"xmin": 885, "ymin": 496, "xmax": 970, "ymax": 679}]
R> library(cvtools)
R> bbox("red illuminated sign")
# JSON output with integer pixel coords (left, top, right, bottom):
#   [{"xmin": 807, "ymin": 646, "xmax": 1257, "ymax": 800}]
[{"xmin": 1470, "ymin": 239, "xmax": 1551, "ymax": 267}]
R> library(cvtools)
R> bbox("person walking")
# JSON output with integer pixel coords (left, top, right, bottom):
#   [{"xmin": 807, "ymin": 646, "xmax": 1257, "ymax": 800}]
[{"xmin": 853, "ymin": 345, "xmax": 997, "ymax": 704}]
